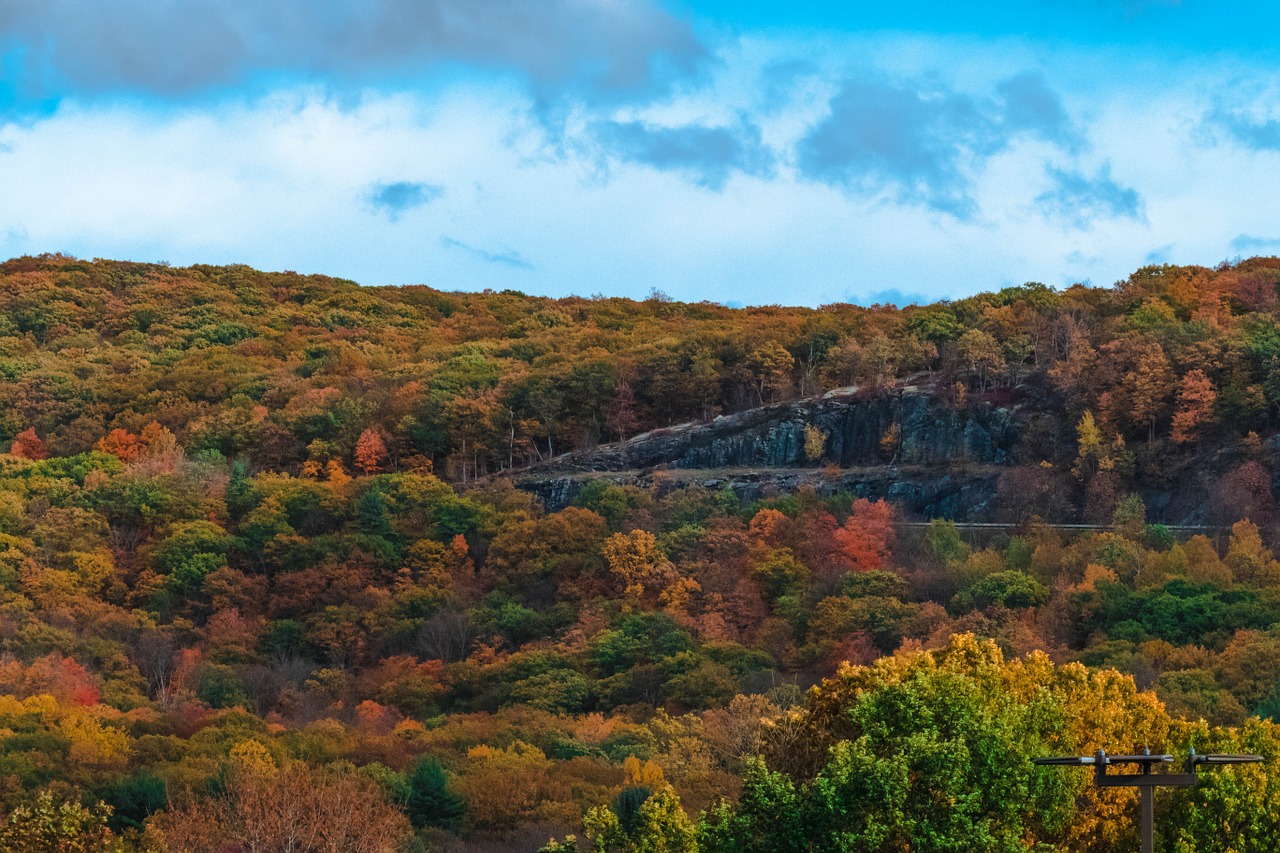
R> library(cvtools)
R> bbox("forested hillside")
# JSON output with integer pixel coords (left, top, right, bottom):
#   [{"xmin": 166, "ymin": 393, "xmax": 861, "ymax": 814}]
[
  {"xmin": 5, "ymin": 254, "xmax": 1280, "ymax": 522},
  {"xmin": 3, "ymin": 254, "xmax": 1280, "ymax": 850}
]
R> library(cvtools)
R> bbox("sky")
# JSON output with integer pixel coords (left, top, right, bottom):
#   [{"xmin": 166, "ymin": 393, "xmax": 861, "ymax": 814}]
[{"xmin": 2, "ymin": 1, "xmax": 1280, "ymax": 306}]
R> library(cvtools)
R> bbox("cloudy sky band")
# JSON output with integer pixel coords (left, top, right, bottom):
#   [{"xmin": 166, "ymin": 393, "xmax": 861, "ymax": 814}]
[{"xmin": 1, "ymin": 0, "xmax": 1278, "ymax": 305}]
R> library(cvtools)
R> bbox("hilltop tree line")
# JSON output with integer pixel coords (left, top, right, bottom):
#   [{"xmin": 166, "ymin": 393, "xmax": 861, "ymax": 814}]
[{"xmin": 3, "ymin": 254, "xmax": 1280, "ymax": 485}]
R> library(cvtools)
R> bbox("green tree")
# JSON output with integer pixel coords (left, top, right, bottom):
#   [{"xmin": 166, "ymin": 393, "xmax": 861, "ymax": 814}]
[
  {"xmin": 1112, "ymin": 493, "xmax": 1147, "ymax": 540},
  {"xmin": 585, "ymin": 786, "xmax": 697, "ymax": 853},
  {"xmin": 958, "ymin": 329, "xmax": 1005, "ymax": 392},
  {"xmin": 108, "ymin": 771, "xmax": 167, "ymax": 832},
  {"xmin": 698, "ymin": 760, "xmax": 807, "ymax": 853},
  {"xmin": 951, "ymin": 570, "xmax": 1049, "ymax": 611},
  {"xmin": 704, "ymin": 666, "xmax": 1071, "ymax": 853},
  {"xmin": 925, "ymin": 518, "xmax": 969, "ymax": 564},
  {"xmin": 702, "ymin": 635, "xmax": 1181, "ymax": 852},
  {"xmin": 403, "ymin": 757, "xmax": 466, "ymax": 832},
  {"xmin": 0, "ymin": 791, "xmax": 114, "ymax": 853},
  {"xmin": 1161, "ymin": 718, "xmax": 1280, "ymax": 852}
]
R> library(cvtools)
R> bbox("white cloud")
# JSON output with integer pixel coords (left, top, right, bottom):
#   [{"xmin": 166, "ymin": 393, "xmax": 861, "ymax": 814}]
[{"xmin": 2, "ymin": 34, "xmax": 1279, "ymax": 305}]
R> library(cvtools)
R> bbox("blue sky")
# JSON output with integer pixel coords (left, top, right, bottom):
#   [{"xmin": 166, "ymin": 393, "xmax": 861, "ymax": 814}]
[{"xmin": 2, "ymin": 1, "xmax": 1279, "ymax": 306}]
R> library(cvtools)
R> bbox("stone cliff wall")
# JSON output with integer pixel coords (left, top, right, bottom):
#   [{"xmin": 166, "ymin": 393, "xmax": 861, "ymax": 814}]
[
  {"xmin": 502, "ymin": 382, "xmax": 1242, "ymax": 525},
  {"xmin": 543, "ymin": 383, "xmax": 1032, "ymax": 473},
  {"xmin": 509, "ymin": 383, "xmax": 1041, "ymax": 518},
  {"xmin": 518, "ymin": 466, "xmax": 1007, "ymax": 521}
]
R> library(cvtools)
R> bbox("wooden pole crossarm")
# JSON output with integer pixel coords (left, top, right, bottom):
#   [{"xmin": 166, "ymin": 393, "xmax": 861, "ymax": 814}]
[
  {"xmin": 1034, "ymin": 746, "xmax": 1265, "ymax": 853},
  {"xmin": 1093, "ymin": 773, "xmax": 1198, "ymax": 788}
]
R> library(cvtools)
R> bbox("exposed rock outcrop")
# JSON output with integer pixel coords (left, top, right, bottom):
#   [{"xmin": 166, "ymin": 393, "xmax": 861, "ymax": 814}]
[
  {"xmin": 508, "ymin": 382, "xmax": 1045, "ymax": 518},
  {"xmin": 500, "ymin": 380, "xmax": 1245, "ymax": 527},
  {"xmin": 518, "ymin": 465, "xmax": 1007, "ymax": 521},
  {"xmin": 538, "ymin": 382, "xmax": 1034, "ymax": 474}
]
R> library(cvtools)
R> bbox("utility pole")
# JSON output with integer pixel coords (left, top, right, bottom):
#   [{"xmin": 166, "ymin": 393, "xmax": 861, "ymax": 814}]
[{"xmin": 1034, "ymin": 747, "xmax": 1262, "ymax": 853}]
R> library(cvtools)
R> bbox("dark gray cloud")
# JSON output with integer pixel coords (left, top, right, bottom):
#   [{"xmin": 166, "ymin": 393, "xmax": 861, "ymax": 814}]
[
  {"xmin": 441, "ymin": 236, "xmax": 533, "ymax": 270},
  {"xmin": 0, "ymin": 0, "xmax": 704, "ymax": 103},
  {"xmin": 997, "ymin": 72, "xmax": 1081, "ymax": 149},
  {"xmin": 797, "ymin": 72, "xmax": 1075, "ymax": 217},
  {"xmin": 1205, "ymin": 107, "xmax": 1280, "ymax": 151},
  {"xmin": 1035, "ymin": 163, "xmax": 1143, "ymax": 228},
  {"xmin": 797, "ymin": 80, "xmax": 993, "ymax": 217},
  {"xmin": 367, "ymin": 181, "xmax": 442, "ymax": 221},
  {"xmin": 592, "ymin": 118, "xmax": 773, "ymax": 189}
]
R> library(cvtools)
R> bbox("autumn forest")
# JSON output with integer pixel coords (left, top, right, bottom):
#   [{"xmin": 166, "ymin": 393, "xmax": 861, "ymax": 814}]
[{"xmin": 5, "ymin": 254, "xmax": 1280, "ymax": 851}]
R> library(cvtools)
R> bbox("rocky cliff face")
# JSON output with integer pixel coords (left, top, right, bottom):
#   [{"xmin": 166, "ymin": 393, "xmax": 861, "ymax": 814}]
[
  {"xmin": 510, "ymin": 382, "xmax": 1047, "ymax": 518},
  {"xmin": 501, "ymin": 381, "xmax": 1261, "ymax": 527},
  {"xmin": 517, "ymin": 465, "xmax": 1008, "ymax": 521},
  {"xmin": 538, "ymin": 382, "xmax": 1036, "ymax": 472}
]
